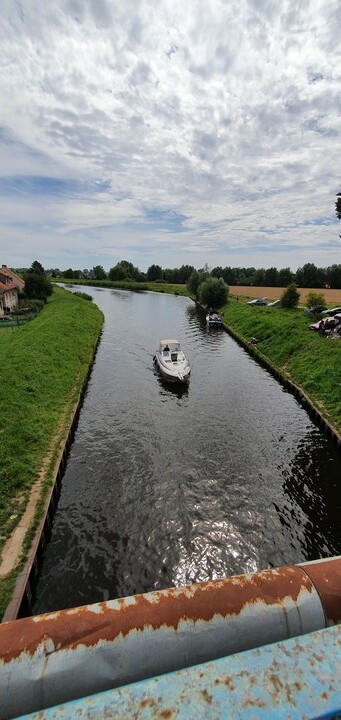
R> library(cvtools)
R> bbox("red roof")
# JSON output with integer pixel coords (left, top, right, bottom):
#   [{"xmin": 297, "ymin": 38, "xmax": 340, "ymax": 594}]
[
  {"xmin": 0, "ymin": 280, "xmax": 17, "ymax": 293},
  {"xmin": 0, "ymin": 266, "xmax": 25, "ymax": 287}
]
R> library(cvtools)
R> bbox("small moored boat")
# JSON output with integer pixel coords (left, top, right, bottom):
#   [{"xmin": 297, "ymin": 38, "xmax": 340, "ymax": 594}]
[
  {"xmin": 153, "ymin": 339, "xmax": 190, "ymax": 383},
  {"xmin": 206, "ymin": 310, "xmax": 222, "ymax": 327}
]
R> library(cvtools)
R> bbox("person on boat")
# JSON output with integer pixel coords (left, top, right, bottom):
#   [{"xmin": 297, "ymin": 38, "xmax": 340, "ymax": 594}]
[{"xmin": 164, "ymin": 345, "xmax": 170, "ymax": 353}]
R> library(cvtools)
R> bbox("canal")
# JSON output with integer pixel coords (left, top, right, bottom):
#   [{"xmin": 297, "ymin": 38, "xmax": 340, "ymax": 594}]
[{"xmin": 32, "ymin": 288, "xmax": 341, "ymax": 614}]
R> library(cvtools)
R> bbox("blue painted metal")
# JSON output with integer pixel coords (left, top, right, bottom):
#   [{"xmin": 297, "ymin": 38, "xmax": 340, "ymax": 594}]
[{"xmin": 16, "ymin": 625, "xmax": 341, "ymax": 719}]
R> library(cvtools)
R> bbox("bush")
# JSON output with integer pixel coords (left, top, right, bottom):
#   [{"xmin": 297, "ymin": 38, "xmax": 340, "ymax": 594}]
[
  {"xmin": 24, "ymin": 273, "xmax": 53, "ymax": 301},
  {"xmin": 305, "ymin": 292, "xmax": 326, "ymax": 308},
  {"xmin": 73, "ymin": 292, "xmax": 93, "ymax": 301},
  {"xmin": 198, "ymin": 277, "xmax": 228, "ymax": 307},
  {"xmin": 280, "ymin": 283, "xmax": 300, "ymax": 308}
]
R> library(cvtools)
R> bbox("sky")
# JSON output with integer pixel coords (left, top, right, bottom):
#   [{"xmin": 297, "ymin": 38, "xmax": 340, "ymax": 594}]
[{"xmin": 0, "ymin": 0, "xmax": 340, "ymax": 272}]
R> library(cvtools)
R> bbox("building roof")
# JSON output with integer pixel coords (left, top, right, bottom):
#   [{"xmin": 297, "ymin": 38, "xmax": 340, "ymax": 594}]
[
  {"xmin": 0, "ymin": 265, "xmax": 25, "ymax": 287},
  {"xmin": 0, "ymin": 280, "xmax": 17, "ymax": 294}
]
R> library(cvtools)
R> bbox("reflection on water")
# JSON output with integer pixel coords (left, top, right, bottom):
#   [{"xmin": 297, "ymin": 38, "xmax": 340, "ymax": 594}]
[{"xmin": 32, "ymin": 288, "xmax": 341, "ymax": 614}]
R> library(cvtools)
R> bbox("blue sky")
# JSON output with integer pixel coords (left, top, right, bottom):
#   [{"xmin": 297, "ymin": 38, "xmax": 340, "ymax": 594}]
[{"xmin": 0, "ymin": 0, "xmax": 340, "ymax": 271}]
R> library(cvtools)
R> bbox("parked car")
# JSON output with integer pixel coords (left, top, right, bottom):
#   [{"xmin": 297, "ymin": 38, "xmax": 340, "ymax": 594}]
[
  {"xmin": 304, "ymin": 305, "xmax": 327, "ymax": 315},
  {"xmin": 268, "ymin": 300, "xmax": 281, "ymax": 307},
  {"xmin": 247, "ymin": 298, "xmax": 268, "ymax": 305},
  {"xmin": 321, "ymin": 307, "xmax": 341, "ymax": 317}
]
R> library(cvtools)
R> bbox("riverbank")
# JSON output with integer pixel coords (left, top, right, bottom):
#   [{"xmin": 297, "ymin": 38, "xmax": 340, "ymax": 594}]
[
  {"xmin": 55, "ymin": 279, "xmax": 341, "ymax": 435},
  {"xmin": 53, "ymin": 278, "xmax": 189, "ymax": 295},
  {"xmin": 0, "ymin": 287, "xmax": 103, "ymax": 618},
  {"xmin": 221, "ymin": 298, "xmax": 341, "ymax": 437}
]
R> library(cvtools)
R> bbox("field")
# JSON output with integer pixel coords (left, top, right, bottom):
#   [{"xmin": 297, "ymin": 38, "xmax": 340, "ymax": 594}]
[{"xmin": 230, "ymin": 286, "xmax": 341, "ymax": 304}]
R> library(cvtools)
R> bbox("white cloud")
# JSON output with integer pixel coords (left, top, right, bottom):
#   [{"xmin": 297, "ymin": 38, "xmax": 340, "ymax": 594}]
[{"xmin": 0, "ymin": 0, "xmax": 340, "ymax": 270}]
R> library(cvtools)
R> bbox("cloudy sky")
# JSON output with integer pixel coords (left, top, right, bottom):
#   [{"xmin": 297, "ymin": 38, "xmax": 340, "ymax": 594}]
[{"xmin": 0, "ymin": 0, "xmax": 340, "ymax": 272}]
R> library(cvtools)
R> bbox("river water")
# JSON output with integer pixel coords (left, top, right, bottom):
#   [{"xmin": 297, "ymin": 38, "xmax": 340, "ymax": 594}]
[{"xmin": 32, "ymin": 288, "xmax": 341, "ymax": 613}]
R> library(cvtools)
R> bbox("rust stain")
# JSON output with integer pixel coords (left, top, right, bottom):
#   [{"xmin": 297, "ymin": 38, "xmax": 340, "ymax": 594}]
[
  {"xmin": 139, "ymin": 697, "xmax": 156, "ymax": 709},
  {"xmin": 158, "ymin": 710, "xmax": 174, "ymax": 719},
  {"xmin": 0, "ymin": 565, "xmax": 314, "ymax": 663},
  {"xmin": 224, "ymin": 675, "xmax": 235, "ymax": 691},
  {"xmin": 301, "ymin": 558, "xmax": 341, "ymax": 624},
  {"xmin": 201, "ymin": 689, "xmax": 213, "ymax": 704}
]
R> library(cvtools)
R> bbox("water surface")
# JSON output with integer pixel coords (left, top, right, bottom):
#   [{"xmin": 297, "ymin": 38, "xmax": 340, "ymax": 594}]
[{"xmin": 32, "ymin": 289, "xmax": 341, "ymax": 613}]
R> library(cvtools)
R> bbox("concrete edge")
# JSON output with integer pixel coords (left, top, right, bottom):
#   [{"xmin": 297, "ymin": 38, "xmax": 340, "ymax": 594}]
[{"xmin": 220, "ymin": 316, "xmax": 341, "ymax": 448}]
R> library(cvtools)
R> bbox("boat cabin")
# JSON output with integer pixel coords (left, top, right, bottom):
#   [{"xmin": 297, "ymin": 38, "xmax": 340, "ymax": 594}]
[{"xmin": 159, "ymin": 339, "xmax": 181, "ymax": 362}]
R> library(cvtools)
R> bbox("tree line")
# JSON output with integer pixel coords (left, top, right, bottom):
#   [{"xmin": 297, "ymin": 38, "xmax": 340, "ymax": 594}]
[{"xmin": 46, "ymin": 261, "xmax": 341, "ymax": 289}]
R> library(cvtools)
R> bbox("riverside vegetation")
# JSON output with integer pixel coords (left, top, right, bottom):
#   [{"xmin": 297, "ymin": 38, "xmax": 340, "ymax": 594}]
[
  {"xmin": 58, "ymin": 277, "xmax": 341, "ymax": 435},
  {"xmin": 1, "ymin": 279, "xmax": 339, "ymax": 617},
  {"xmin": 0, "ymin": 286, "xmax": 103, "ymax": 617}
]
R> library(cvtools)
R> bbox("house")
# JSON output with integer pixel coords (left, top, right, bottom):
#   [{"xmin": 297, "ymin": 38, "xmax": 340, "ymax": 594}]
[
  {"xmin": 0, "ymin": 265, "xmax": 24, "ymax": 316},
  {"xmin": 0, "ymin": 265, "xmax": 25, "ymax": 291}
]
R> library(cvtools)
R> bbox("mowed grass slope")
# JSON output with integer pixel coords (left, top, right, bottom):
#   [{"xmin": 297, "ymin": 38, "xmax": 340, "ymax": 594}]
[
  {"xmin": 0, "ymin": 286, "xmax": 103, "ymax": 554},
  {"xmin": 222, "ymin": 299, "xmax": 341, "ymax": 432}
]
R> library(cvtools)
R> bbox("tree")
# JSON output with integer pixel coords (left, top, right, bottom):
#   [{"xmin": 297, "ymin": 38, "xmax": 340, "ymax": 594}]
[
  {"xmin": 92, "ymin": 265, "xmax": 107, "ymax": 280},
  {"xmin": 336, "ymin": 187, "xmax": 341, "ymax": 232},
  {"xmin": 24, "ymin": 273, "xmax": 53, "ymax": 301},
  {"xmin": 264, "ymin": 267, "xmax": 279, "ymax": 287},
  {"xmin": 147, "ymin": 264, "xmax": 163, "ymax": 281},
  {"xmin": 280, "ymin": 283, "xmax": 300, "ymax": 308},
  {"xmin": 108, "ymin": 260, "xmax": 143, "ymax": 281},
  {"xmin": 187, "ymin": 270, "xmax": 201, "ymax": 297},
  {"xmin": 198, "ymin": 277, "xmax": 228, "ymax": 307},
  {"xmin": 278, "ymin": 268, "xmax": 294, "ymax": 287},
  {"xmin": 253, "ymin": 269, "xmax": 265, "ymax": 286},
  {"xmin": 295, "ymin": 263, "xmax": 326, "ymax": 288},
  {"xmin": 326, "ymin": 264, "xmax": 341, "ymax": 289},
  {"xmin": 28, "ymin": 260, "xmax": 45, "ymax": 276},
  {"xmin": 63, "ymin": 268, "xmax": 75, "ymax": 279}
]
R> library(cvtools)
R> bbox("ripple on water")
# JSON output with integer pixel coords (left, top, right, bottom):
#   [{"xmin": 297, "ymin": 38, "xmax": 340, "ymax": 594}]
[{"xmin": 32, "ymin": 289, "xmax": 341, "ymax": 613}]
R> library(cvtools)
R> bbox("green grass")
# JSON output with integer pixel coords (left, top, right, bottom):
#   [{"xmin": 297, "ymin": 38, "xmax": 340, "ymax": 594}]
[
  {"xmin": 53, "ymin": 278, "xmax": 189, "ymax": 295},
  {"xmin": 0, "ymin": 287, "xmax": 103, "ymax": 617},
  {"xmin": 221, "ymin": 298, "xmax": 341, "ymax": 432}
]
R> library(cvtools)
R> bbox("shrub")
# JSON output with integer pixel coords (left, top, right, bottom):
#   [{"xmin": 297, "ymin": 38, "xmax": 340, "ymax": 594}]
[
  {"xmin": 198, "ymin": 277, "xmax": 228, "ymax": 307},
  {"xmin": 73, "ymin": 292, "xmax": 93, "ymax": 301},
  {"xmin": 305, "ymin": 292, "xmax": 326, "ymax": 308},
  {"xmin": 280, "ymin": 283, "xmax": 300, "ymax": 308}
]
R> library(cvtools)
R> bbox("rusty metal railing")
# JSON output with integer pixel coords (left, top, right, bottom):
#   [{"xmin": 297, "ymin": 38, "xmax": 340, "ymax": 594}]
[{"xmin": 0, "ymin": 556, "xmax": 340, "ymax": 719}]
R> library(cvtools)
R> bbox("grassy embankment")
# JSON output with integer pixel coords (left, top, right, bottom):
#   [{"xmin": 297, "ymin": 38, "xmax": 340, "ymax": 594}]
[
  {"xmin": 0, "ymin": 286, "xmax": 103, "ymax": 617},
  {"xmin": 221, "ymin": 296, "xmax": 341, "ymax": 435},
  {"xmin": 53, "ymin": 277, "xmax": 189, "ymax": 295},
  {"xmin": 56, "ymin": 279, "xmax": 341, "ymax": 434}
]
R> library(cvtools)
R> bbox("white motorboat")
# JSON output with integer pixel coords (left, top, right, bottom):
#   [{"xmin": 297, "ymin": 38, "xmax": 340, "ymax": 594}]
[
  {"xmin": 153, "ymin": 339, "xmax": 191, "ymax": 383},
  {"xmin": 206, "ymin": 310, "xmax": 222, "ymax": 327}
]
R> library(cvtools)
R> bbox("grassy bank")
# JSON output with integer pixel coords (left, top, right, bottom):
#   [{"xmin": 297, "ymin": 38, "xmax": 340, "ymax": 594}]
[
  {"xmin": 57, "ymin": 279, "xmax": 341, "ymax": 432},
  {"xmin": 0, "ymin": 287, "xmax": 103, "ymax": 616},
  {"xmin": 53, "ymin": 278, "xmax": 189, "ymax": 295},
  {"xmin": 221, "ymin": 298, "xmax": 341, "ymax": 434}
]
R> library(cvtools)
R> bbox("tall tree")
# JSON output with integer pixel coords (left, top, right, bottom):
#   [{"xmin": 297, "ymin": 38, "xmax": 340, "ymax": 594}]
[
  {"xmin": 278, "ymin": 268, "xmax": 294, "ymax": 287},
  {"xmin": 147, "ymin": 264, "xmax": 163, "ymax": 281},
  {"xmin": 326, "ymin": 264, "xmax": 341, "ymax": 289},
  {"xmin": 296, "ymin": 263, "xmax": 326, "ymax": 288},
  {"xmin": 336, "ymin": 187, "xmax": 341, "ymax": 223},
  {"xmin": 108, "ymin": 260, "xmax": 144, "ymax": 281},
  {"xmin": 24, "ymin": 273, "xmax": 53, "ymax": 300},
  {"xmin": 29, "ymin": 260, "xmax": 45, "ymax": 276},
  {"xmin": 92, "ymin": 265, "xmax": 107, "ymax": 280}
]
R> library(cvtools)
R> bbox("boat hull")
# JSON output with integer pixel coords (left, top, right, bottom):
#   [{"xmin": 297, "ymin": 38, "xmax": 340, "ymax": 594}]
[{"xmin": 154, "ymin": 353, "xmax": 190, "ymax": 383}]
